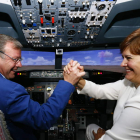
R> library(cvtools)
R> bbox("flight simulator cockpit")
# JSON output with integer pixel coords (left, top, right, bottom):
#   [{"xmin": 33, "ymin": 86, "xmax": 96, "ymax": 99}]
[{"xmin": 0, "ymin": 0, "xmax": 140, "ymax": 139}]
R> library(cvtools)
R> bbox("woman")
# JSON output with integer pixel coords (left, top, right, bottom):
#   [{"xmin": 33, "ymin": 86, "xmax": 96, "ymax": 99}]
[{"xmin": 63, "ymin": 28, "xmax": 140, "ymax": 140}]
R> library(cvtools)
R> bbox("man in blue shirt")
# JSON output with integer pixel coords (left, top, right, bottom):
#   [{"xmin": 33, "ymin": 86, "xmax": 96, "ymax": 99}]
[{"xmin": 0, "ymin": 34, "xmax": 85, "ymax": 140}]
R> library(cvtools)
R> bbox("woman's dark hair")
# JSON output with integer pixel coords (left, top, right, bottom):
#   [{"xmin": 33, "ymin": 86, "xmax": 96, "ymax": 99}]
[{"xmin": 120, "ymin": 28, "xmax": 140, "ymax": 55}]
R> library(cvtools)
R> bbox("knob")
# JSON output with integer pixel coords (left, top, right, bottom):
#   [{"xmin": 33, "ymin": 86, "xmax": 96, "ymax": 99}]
[
  {"xmin": 59, "ymin": 38, "xmax": 62, "ymax": 42},
  {"xmin": 22, "ymin": 19, "xmax": 26, "ymax": 24}
]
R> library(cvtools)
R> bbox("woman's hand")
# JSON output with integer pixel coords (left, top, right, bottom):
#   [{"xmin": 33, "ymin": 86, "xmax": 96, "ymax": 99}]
[
  {"xmin": 63, "ymin": 60, "xmax": 86, "ymax": 87},
  {"xmin": 92, "ymin": 128, "xmax": 105, "ymax": 140},
  {"xmin": 63, "ymin": 61, "xmax": 85, "ymax": 85},
  {"xmin": 63, "ymin": 60, "xmax": 84, "ymax": 74}
]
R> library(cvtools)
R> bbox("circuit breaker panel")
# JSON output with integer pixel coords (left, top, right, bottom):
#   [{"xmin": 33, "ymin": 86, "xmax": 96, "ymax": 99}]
[{"xmin": 10, "ymin": 0, "xmax": 116, "ymax": 48}]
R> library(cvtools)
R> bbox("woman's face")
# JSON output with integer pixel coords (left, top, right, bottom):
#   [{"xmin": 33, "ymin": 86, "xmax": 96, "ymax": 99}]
[{"xmin": 121, "ymin": 48, "xmax": 140, "ymax": 86}]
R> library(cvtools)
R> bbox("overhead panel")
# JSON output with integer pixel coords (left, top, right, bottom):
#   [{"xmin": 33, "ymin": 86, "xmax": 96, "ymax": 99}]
[{"xmin": 10, "ymin": 0, "xmax": 116, "ymax": 48}]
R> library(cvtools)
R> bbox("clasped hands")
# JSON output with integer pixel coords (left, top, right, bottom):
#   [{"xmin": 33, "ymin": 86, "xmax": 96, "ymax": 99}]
[{"xmin": 63, "ymin": 60, "xmax": 85, "ymax": 85}]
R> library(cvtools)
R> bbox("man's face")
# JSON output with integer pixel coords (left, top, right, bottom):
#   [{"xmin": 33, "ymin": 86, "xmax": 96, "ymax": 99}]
[{"xmin": 0, "ymin": 42, "xmax": 22, "ymax": 79}]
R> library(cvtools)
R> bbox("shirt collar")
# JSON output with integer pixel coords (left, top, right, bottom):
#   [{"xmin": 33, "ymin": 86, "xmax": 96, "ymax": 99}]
[{"xmin": 0, "ymin": 73, "xmax": 6, "ymax": 79}]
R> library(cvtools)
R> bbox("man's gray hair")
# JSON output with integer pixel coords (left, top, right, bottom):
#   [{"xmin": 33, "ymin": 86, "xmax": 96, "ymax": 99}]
[{"xmin": 0, "ymin": 34, "xmax": 23, "ymax": 51}]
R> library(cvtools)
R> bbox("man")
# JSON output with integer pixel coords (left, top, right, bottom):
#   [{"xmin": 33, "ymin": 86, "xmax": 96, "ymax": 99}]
[{"xmin": 0, "ymin": 34, "xmax": 85, "ymax": 140}]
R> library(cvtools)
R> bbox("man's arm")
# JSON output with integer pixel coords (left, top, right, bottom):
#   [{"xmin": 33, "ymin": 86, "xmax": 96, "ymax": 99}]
[{"xmin": 4, "ymin": 62, "xmax": 85, "ymax": 130}]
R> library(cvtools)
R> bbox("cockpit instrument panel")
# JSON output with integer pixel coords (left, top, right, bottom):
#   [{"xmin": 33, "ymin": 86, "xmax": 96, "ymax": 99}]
[
  {"xmin": 29, "ymin": 70, "xmax": 89, "ymax": 78},
  {"xmin": 1, "ymin": 0, "xmax": 140, "ymax": 49},
  {"xmin": 10, "ymin": 0, "xmax": 116, "ymax": 48}
]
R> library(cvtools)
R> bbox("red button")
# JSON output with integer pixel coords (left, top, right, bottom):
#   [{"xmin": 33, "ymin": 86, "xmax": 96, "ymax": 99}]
[
  {"xmin": 52, "ymin": 17, "xmax": 54, "ymax": 23},
  {"xmin": 40, "ymin": 17, "xmax": 43, "ymax": 24}
]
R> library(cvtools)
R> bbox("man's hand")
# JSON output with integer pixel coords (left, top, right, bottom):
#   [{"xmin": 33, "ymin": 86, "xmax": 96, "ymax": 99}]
[
  {"xmin": 64, "ymin": 60, "xmax": 84, "ymax": 74},
  {"xmin": 63, "ymin": 62, "xmax": 85, "ymax": 85},
  {"xmin": 92, "ymin": 128, "xmax": 105, "ymax": 140}
]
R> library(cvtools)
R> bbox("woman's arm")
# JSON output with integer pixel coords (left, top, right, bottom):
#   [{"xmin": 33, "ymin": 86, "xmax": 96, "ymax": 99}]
[
  {"xmin": 76, "ymin": 77, "xmax": 86, "ymax": 90},
  {"xmin": 77, "ymin": 79, "xmax": 124, "ymax": 100}
]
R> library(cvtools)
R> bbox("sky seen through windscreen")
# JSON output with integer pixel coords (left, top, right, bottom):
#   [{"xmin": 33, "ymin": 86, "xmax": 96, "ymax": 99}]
[{"xmin": 21, "ymin": 49, "xmax": 122, "ymax": 66}]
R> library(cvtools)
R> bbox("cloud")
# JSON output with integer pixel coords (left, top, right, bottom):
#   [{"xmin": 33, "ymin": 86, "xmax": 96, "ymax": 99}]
[
  {"xmin": 98, "ymin": 51, "xmax": 113, "ymax": 58},
  {"xmin": 114, "ymin": 56, "xmax": 122, "ymax": 62},
  {"xmin": 66, "ymin": 57, "xmax": 74, "ymax": 63},
  {"xmin": 111, "ymin": 56, "xmax": 123, "ymax": 65},
  {"xmin": 22, "ymin": 56, "xmax": 55, "ymax": 65},
  {"xmin": 62, "ymin": 57, "xmax": 74, "ymax": 65},
  {"xmin": 104, "ymin": 60, "xmax": 111, "ymax": 65},
  {"xmin": 105, "ymin": 60, "xmax": 111, "ymax": 63},
  {"xmin": 85, "ymin": 56, "xmax": 91, "ymax": 59},
  {"xmin": 85, "ymin": 60, "xmax": 96, "ymax": 65}
]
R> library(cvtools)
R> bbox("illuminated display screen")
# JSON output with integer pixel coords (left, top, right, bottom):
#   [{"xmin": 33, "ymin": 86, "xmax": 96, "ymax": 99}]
[
  {"xmin": 62, "ymin": 49, "xmax": 123, "ymax": 66},
  {"xmin": 21, "ymin": 51, "xmax": 55, "ymax": 65}
]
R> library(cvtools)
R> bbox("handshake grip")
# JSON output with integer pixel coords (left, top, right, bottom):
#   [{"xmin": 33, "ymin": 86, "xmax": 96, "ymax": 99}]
[{"xmin": 63, "ymin": 63, "xmax": 85, "ymax": 85}]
